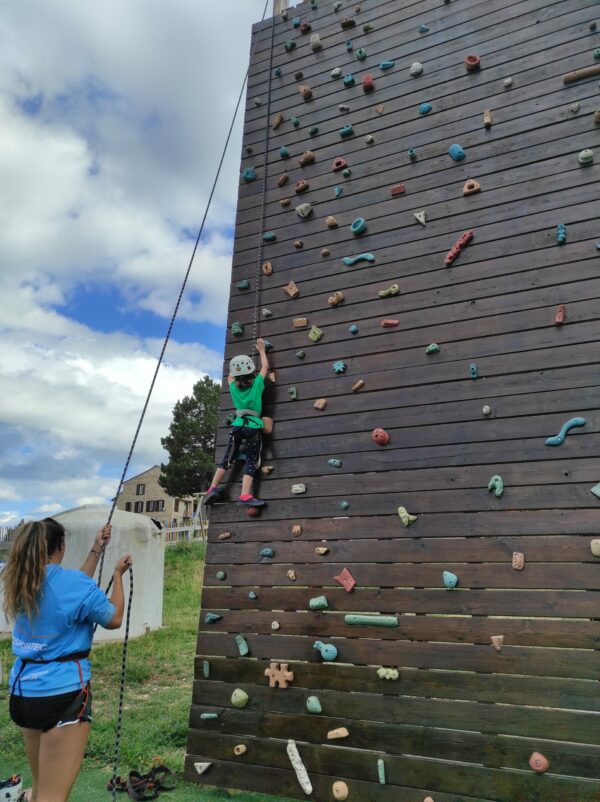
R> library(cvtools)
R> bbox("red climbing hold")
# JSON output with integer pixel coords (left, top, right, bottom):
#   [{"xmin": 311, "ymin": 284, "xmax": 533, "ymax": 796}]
[
  {"xmin": 381, "ymin": 319, "xmax": 399, "ymax": 327},
  {"xmin": 464, "ymin": 54, "xmax": 481, "ymax": 71},
  {"xmin": 332, "ymin": 157, "xmax": 348, "ymax": 172},
  {"xmin": 390, "ymin": 184, "xmax": 406, "ymax": 197},
  {"xmin": 554, "ymin": 304, "xmax": 566, "ymax": 326},
  {"xmin": 246, "ymin": 506, "xmax": 261, "ymax": 518},
  {"xmin": 334, "ymin": 567, "xmax": 356, "ymax": 593},
  {"xmin": 372, "ymin": 428, "xmax": 390, "ymax": 446},
  {"xmin": 299, "ymin": 21, "xmax": 312, "ymax": 33},
  {"xmin": 362, "ymin": 73, "xmax": 375, "ymax": 92},
  {"xmin": 529, "ymin": 753, "xmax": 549, "ymax": 774},
  {"xmin": 445, "ymin": 230, "xmax": 474, "ymax": 266}
]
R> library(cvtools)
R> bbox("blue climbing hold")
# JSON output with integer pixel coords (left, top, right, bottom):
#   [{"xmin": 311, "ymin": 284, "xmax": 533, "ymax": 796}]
[
  {"xmin": 380, "ymin": 60, "xmax": 395, "ymax": 70},
  {"xmin": 260, "ymin": 547, "xmax": 275, "ymax": 559},
  {"xmin": 333, "ymin": 360, "xmax": 347, "ymax": 374},
  {"xmin": 335, "ymin": 186, "xmax": 343, "ymax": 197},
  {"xmin": 469, "ymin": 363, "xmax": 478, "ymax": 379},
  {"xmin": 419, "ymin": 23, "xmax": 429, "ymax": 33},
  {"xmin": 449, "ymin": 143, "xmax": 466, "ymax": 161},
  {"xmin": 556, "ymin": 224, "xmax": 567, "ymax": 245},
  {"xmin": 263, "ymin": 232, "xmax": 276, "ymax": 242},
  {"xmin": 243, "ymin": 167, "xmax": 256, "ymax": 182},
  {"xmin": 443, "ymin": 571, "xmax": 458, "ymax": 589},
  {"xmin": 328, "ymin": 458, "xmax": 342, "ymax": 468},
  {"xmin": 350, "ymin": 218, "xmax": 367, "ymax": 235},
  {"xmin": 236, "ymin": 280, "xmax": 249, "ymax": 290},
  {"xmin": 342, "ymin": 253, "xmax": 375, "ymax": 266},
  {"xmin": 544, "ymin": 417, "xmax": 586, "ymax": 446},
  {"xmin": 349, "ymin": 324, "xmax": 359, "ymax": 334},
  {"xmin": 339, "ymin": 500, "xmax": 349, "ymax": 510},
  {"xmin": 248, "ymin": 591, "xmax": 257, "ymax": 599},
  {"xmin": 346, "ymin": 39, "xmax": 353, "ymax": 52},
  {"xmin": 292, "ymin": 16, "xmax": 301, "ymax": 27},
  {"xmin": 274, "ymin": 67, "xmax": 282, "ymax": 78},
  {"xmin": 263, "ymin": 339, "xmax": 274, "ymax": 351},
  {"xmin": 339, "ymin": 124, "xmax": 354, "ymax": 138},
  {"xmin": 292, "ymin": 117, "xmax": 300, "ymax": 128},
  {"xmin": 279, "ymin": 146, "xmax": 290, "ymax": 159},
  {"xmin": 343, "ymin": 74, "xmax": 355, "ymax": 87},
  {"xmin": 204, "ymin": 613, "xmax": 222, "ymax": 624},
  {"xmin": 408, "ymin": 148, "xmax": 417, "ymax": 161},
  {"xmin": 419, "ymin": 102, "xmax": 432, "ymax": 115},
  {"xmin": 314, "ymin": 641, "xmax": 338, "ymax": 661}
]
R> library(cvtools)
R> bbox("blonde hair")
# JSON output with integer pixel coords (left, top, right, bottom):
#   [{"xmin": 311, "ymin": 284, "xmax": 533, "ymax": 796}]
[{"xmin": 1, "ymin": 518, "xmax": 65, "ymax": 622}]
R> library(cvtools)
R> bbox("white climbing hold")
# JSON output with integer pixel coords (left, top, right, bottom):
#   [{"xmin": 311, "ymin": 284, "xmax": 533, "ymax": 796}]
[
  {"xmin": 491, "ymin": 635, "xmax": 504, "ymax": 652},
  {"xmin": 292, "ymin": 484, "xmax": 307, "ymax": 494},
  {"xmin": 409, "ymin": 62, "xmax": 423, "ymax": 77},
  {"xmin": 194, "ymin": 762, "xmax": 212, "ymax": 775},
  {"xmin": 287, "ymin": 740, "xmax": 313, "ymax": 795},
  {"xmin": 482, "ymin": 405, "xmax": 492, "ymax": 416},
  {"xmin": 414, "ymin": 210, "xmax": 427, "ymax": 226}
]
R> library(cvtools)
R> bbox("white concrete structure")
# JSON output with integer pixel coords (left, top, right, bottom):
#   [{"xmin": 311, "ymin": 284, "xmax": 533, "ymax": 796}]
[{"xmin": 0, "ymin": 504, "xmax": 164, "ymax": 642}]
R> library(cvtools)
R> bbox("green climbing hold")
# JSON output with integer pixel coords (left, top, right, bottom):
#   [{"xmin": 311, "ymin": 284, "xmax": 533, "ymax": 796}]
[
  {"xmin": 342, "ymin": 168, "xmax": 352, "ymax": 178},
  {"xmin": 363, "ymin": 22, "xmax": 374, "ymax": 32},
  {"xmin": 216, "ymin": 570, "xmax": 227, "ymax": 580},
  {"xmin": 309, "ymin": 126, "xmax": 319, "ymax": 136},
  {"xmin": 425, "ymin": 343, "xmax": 440, "ymax": 354},
  {"xmin": 344, "ymin": 614, "xmax": 398, "ymax": 626},
  {"xmin": 311, "ymin": 0, "xmax": 318, "ymax": 8},
  {"xmin": 260, "ymin": 547, "xmax": 274, "ymax": 559},
  {"xmin": 284, "ymin": 40, "xmax": 296, "ymax": 51},
  {"xmin": 309, "ymin": 325, "xmax": 324, "ymax": 342},
  {"xmin": 379, "ymin": 284, "xmax": 400, "ymax": 298},
  {"xmin": 306, "ymin": 696, "xmax": 322, "ymax": 714},
  {"xmin": 309, "ymin": 595, "xmax": 329, "ymax": 610},
  {"xmin": 202, "ymin": 660, "xmax": 210, "ymax": 678},
  {"xmin": 204, "ymin": 613, "xmax": 222, "ymax": 624},
  {"xmin": 274, "ymin": 67, "xmax": 282, "ymax": 77},
  {"xmin": 408, "ymin": 148, "xmax": 417, "ymax": 161},
  {"xmin": 296, "ymin": 350, "xmax": 306, "ymax": 359},
  {"xmin": 487, "ymin": 475, "xmax": 504, "ymax": 498},
  {"xmin": 236, "ymin": 635, "xmax": 249, "ymax": 656},
  {"xmin": 288, "ymin": 386, "xmax": 298, "ymax": 400},
  {"xmin": 231, "ymin": 689, "xmax": 249, "ymax": 709},
  {"xmin": 377, "ymin": 759, "xmax": 386, "ymax": 785},
  {"xmin": 292, "ymin": 16, "xmax": 301, "ymax": 27},
  {"xmin": 231, "ymin": 322, "xmax": 244, "ymax": 337},
  {"xmin": 594, "ymin": 48, "xmax": 600, "ymax": 59},
  {"xmin": 339, "ymin": 500, "xmax": 349, "ymax": 510},
  {"xmin": 418, "ymin": 23, "xmax": 429, "ymax": 32},
  {"xmin": 356, "ymin": 48, "xmax": 367, "ymax": 60},
  {"xmin": 292, "ymin": 116, "xmax": 300, "ymax": 128},
  {"xmin": 248, "ymin": 591, "xmax": 257, "ymax": 599},
  {"xmin": 328, "ymin": 458, "xmax": 342, "ymax": 468},
  {"xmin": 350, "ymin": 217, "xmax": 367, "ymax": 235},
  {"xmin": 236, "ymin": 279, "xmax": 249, "ymax": 290}
]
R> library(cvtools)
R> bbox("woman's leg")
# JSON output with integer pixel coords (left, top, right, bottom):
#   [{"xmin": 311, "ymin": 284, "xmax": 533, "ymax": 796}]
[
  {"xmin": 21, "ymin": 728, "xmax": 41, "ymax": 801},
  {"xmin": 36, "ymin": 722, "xmax": 90, "ymax": 802}
]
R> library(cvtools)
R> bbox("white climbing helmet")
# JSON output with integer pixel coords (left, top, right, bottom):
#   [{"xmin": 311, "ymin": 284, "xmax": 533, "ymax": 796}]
[{"xmin": 230, "ymin": 354, "xmax": 255, "ymax": 376}]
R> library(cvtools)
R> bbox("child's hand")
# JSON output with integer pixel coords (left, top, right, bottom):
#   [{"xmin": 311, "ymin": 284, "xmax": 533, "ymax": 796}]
[{"xmin": 256, "ymin": 338, "xmax": 266, "ymax": 352}]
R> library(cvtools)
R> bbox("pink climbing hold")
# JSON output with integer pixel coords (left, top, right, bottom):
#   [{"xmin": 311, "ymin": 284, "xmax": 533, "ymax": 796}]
[
  {"xmin": 372, "ymin": 428, "xmax": 390, "ymax": 446},
  {"xmin": 334, "ymin": 567, "xmax": 356, "ymax": 592},
  {"xmin": 554, "ymin": 304, "xmax": 566, "ymax": 326},
  {"xmin": 445, "ymin": 230, "xmax": 474, "ymax": 266},
  {"xmin": 362, "ymin": 73, "xmax": 375, "ymax": 92},
  {"xmin": 390, "ymin": 184, "xmax": 406, "ymax": 196},
  {"xmin": 332, "ymin": 157, "xmax": 348, "ymax": 172},
  {"xmin": 381, "ymin": 319, "xmax": 399, "ymax": 327}
]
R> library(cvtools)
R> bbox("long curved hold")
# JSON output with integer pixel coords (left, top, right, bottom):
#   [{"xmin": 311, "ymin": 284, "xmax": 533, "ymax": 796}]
[
  {"xmin": 545, "ymin": 417, "xmax": 586, "ymax": 446},
  {"xmin": 342, "ymin": 253, "xmax": 376, "ymax": 266}
]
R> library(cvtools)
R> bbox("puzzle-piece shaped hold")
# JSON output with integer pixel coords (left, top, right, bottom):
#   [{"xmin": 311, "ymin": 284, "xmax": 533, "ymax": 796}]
[
  {"xmin": 264, "ymin": 662, "xmax": 295, "ymax": 688},
  {"xmin": 334, "ymin": 567, "xmax": 356, "ymax": 592},
  {"xmin": 445, "ymin": 230, "xmax": 474, "ymax": 265}
]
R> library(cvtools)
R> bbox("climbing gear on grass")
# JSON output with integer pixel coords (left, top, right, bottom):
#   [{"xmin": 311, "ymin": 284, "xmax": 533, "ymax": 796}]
[{"xmin": 107, "ymin": 765, "xmax": 175, "ymax": 800}]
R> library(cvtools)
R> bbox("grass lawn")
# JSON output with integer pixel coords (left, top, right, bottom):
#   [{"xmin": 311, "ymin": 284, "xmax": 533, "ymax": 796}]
[{"xmin": 0, "ymin": 541, "xmax": 292, "ymax": 802}]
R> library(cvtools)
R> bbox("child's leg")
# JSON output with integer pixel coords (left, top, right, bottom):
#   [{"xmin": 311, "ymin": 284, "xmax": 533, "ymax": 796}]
[
  {"xmin": 208, "ymin": 467, "xmax": 227, "ymax": 490},
  {"xmin": 238, "ymin": 430, "xmax": 265, "ymax": 506},
  {"xmin": 241, "ymin": 474, "xmax": 254, "ymax": 496}
]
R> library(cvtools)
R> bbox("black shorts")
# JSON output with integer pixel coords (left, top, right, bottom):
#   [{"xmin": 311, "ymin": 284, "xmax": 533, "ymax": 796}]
[
  {"xmin": 9, "ymin": 684, "xmax": 92, "ymax": 732},
  {"xmin": 219, "ymin": 426, "xmax": 263, "ymax": 477}
]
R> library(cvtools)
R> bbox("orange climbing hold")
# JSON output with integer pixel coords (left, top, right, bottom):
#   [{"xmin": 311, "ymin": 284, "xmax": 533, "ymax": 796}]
[
  {"xmin": 298, "ymin": 150, "xmax": 316, "ymax": 167},
  {"xmin": 264, "ymin": 662, "xmax": 295, "ymax": 688},
  {"xmin": 390, "ymin": 184, "xmax": 406, "ymax": 197},
  {"xmin": 463, "ymin": 179, "xmax": 481, "ymax": 195},
  {"xmin": 529, "ymin": 752, "xmax": 549, "ymax": 773},
  {"xmin": 298, "ymin": 84, "xmax": 313, "ymax": 101},
  {"xmin": 445, "ymin": 230, "xmax": 474, "ymax": 265},
  {"xmin": 283, "ymin": 281, "xmax": 300, "ymax": 299}
]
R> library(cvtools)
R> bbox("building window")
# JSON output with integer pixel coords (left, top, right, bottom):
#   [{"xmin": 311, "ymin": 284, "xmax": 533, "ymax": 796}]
[
  {"xmin": 174, "ymin": 499, "xmax": 179, "ymax": 512},
  {"xmin": 134, "ymin": 501, "xmax": 143, "ymax": 513},
  {"xmin": 157, "ymin": 499, "xmax": 165, "ymax": 511},
  {"xmin": 136, "ymin": 483, "xmax": 145, "ymax": 496},
  {"xmin": 146, "ymin": 501, "xmax": 155, "ymax": 512},
  {"xmin": 125, "ymin": 502, "xmax": 131, "ymax": 512}
]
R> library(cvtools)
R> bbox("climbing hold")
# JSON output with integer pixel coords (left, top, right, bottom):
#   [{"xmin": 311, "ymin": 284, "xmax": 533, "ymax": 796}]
[
  {"xmin": 381, "ymin": 319, "xmax": 399, "ymax": 327},
  {"xmin": 287, "ymin": 740, "xmax": 312, "ymax": 795},
  {"xmin": 491, "ymin": 635, "xmax": 504, "ymax": 652},
  {"xmin": 314, "ymin": 641, "xmax": 338, "ymax": 661},
  {"xmin": 261, "ymin": 308, "xmax": 272, "ymax": 317},
  {"xmin": 339, "ymin": 103, "xmax": 350, "ymax": 113},
  {"xmin": 309, "ymin": 595, "xmax": 329, "ymax": 610},
  {"xmin": 352, "ymin": 379, "xmax": 365, "ymax": 392},
  {"xmin": 295, "ymin": 202, "xmax": 313, "ymax": 219},
  {"xmin": 233, "ymin": 744, "xmax": 247, "ymax": 756},
  {"xmin": 375, "ymin": 103, "xmax": 385, "ymax": 114},
  {"xmin": 362, "ymin": 73, "xmax": 375, "ymax": 92},
  {"xmin": 464, "ymin": 54, "xmax": 481, "ymax": 71},
  {"xmin": 328, "ymin": 291, "xmax": 344, "ymax": 306},
  {"xmin": 425, "ymin": 343, "xmax": 440, "ymax": 355},
  {"xmin": 310, "ymin": 0, "xmax": 318, "ymax": 8},
  {"xmin": 377, "ymin": 667, "xmax": 399, "ymax": 680},
  {"xmin": 419, "ymin": 23, "xmax": 429, "ymax": 33},
  {"xmin": 245, "ymin": 145, "xmax": 253, "ymax": 155},
  {"xmin": 463, "ymin": 178, "xmax": 481, "ymax": 195},
  {"xmin": 343, "ymin": 253, "xmax": 375, "ymax": 266},
  {"xmin": 555, "ymin": 304, "xmax": 566, "ymax": 326},
  {"xmin": 248, "ymin": 590, "xmax": 257, "ymax": 599},
  {"xmin": 327, "ymin": 727, "xmax": 349, "ymax": 739},
  {"xmin": 216, "ymin": 570, "xmax": 227, "ymax": 581},
  {"xmin": 408, "ymin": 148, "xmax": 418, "ymax": 161},
  {"xmin": 443, "ymin": 571, "xmax": 458, "ymax": 589},
  {"xmin": 379, "ymin": 283, "xmax": 400, "ymax": 298},
  {"xmin": 274, "ymin": 67, "xmax": 282, "ymax": 77},
  {"xmin": 445, "ymin": 230, "xmax": 474, "ymax": 265},
  {"xmin": 345, "ymin": 614, "xmax": 398, "ymax": 626},
  {"xmin": 545, "ymin": 417, "xmax": 586, "ymax": 446},
  {"xmin": 512, "ymin": 552, "xmax": 525, "ymax": 570},
  {"xmin": 350, "ymin": 217, "xmax": 367, "ymax": 235},
  {"xmin": 292, "ymin": 484, "xmax": 307, "ymax": 494},
  {"xmin": 272, "ymin": 112, "xmax": 283, "ymax": 130},
  {"xmin": 414, "ymin": 210, "xmax": 427, "ymax": 226},
  {"xmin": 296, "ymin": 350, "xmax": 305, "ymax": 360},
  {"xmin": 469, "ymin": 364, "xmax": 478, "ymax": 379},
  {"xmin": 377, "ymin": 759, "xmax": 386, "ymax": 785},
  {"xmin": 339, "ymin": 124, "xmax": 354, "ymax": 138},
  {"xmin": 309, "ymin": 126, "xmax": 319, "ymax": 136},
  {"xmin": 482, "ymin": 109, "xmax": 493, "ymax": 129},
  {"xmin": 380, "ymin": 60, "xmax": 395, "ymax": 70},
  {"xmin": 363, "ymin": 22, "xmax": 374, "ymax": 32},
  {"xmin": 194, "ymin": 763, "xmax": 212, "ymax": 775},
  {"xmin": 410, "ymin": 62, "xmax": 423, "ymax": 76},
  {"xmin": 398, "ymin": 506, "xmax": 418, "ymax": 526},
  {"xmin": 343, "ymin": 74, "xmax": 355, "ymax": 87},
  {"xmin": 262, "ymin": 261, "xmax": 273, "ymax": 276},
  {"xmin": 391, "ymin": 184, "xmax": 406, "ymax": 196},
  {"xmin": 293, "ymin": 318, "xmax": 308, "ymax": 328},
  {"xmin": 277, "ymin": 172, "xmax": 289, "ymax": 187},
  {"xmin": 578, "ymin": 148, "xmax": 594, "ymax": 165},
  {"xmin": 529, "ymin": 753, "xmax": 549, "ymax": 774},
  {"xmin": 307, "ymin": 696, "xmax": 322, "ymax": 714},
  {"xmin": 260, "ymin": 547, "xmax": 274, "ymax": 559},
  {"xmin": 556, "ymin": 224, "xmax": 567, "ymax": 244},
  {"xmin": 236, "ymin": 279, "xmax": 249, "ymax": 290},
  {"xmin": 345, "ymin": 39, "xmax": 353, "ymax": 51},
  {"xmin": 326, "ymin": 215, "xmax": 338, "ymax": 228},
  {"xmin": 281, "ymin": 7, "xmax": 288, "ymax": 19},
  {"xmin": 333, "ymin": 0, "xmax": 343, "ymax": 10},
  {"xmin": 204, "ymin": 612, "xmax": 222, "ymax": 624},
  {"xmin": 263, "ymin": 232, "xmax": 277, "ymax": 242},
  {"xmin": 483, "ymin": 405, "xmax": 492, "ymax": 416},
  {"xmin": 339, "ymin": 500, "xmax": 350, "ymax": 510},
  {"xmin": 264, "ymin": 662, "xmax": 294, "ymax": 688},
  {"xmin": 261, "ymin": 465, "xmax": 274, "ymax": 474},
  {"xmin": 504, "ymin": 77, "xmax": 513, "ymax": 88},
  {"xmin": 283, "ymin": 280, "xmax": 300, "ymax": 299},
  {"xmin": 314, "ymin": 398, "xmax": 328, "ymax": 410},
  {"xmin": 332, "ymin": 157, "xmax": 348, "ymax": 172},
  {"xmin": 295, "ymin": 178, "xmax": 310, "ymax": 195},
  {"xmin": 341, "ymin": 16, "xmax": 355, "ymax": 29},
  {"xmin": 570, "ymin": 103, "xmax": 580, "ymax": 114},
  {"xmin": 294, "ymin": 240, "xmax": 303, "ymax": 249},
  {"xmin": 334, "ymin": 567, "xmax": 356, "ymax": 592},
  {"xmin": 449, "ymin": 143, "xmax": 466, "ymax": 161},
  {"xmin": 331, "ymin": 67, "xmax": 342, "ymax": 78},
  {"xmin": 246, "ymin": 506, "xmax": 261, "ymax": 519},
  {"xmin": 488, "ymin": 475, "xmax": 504, "ymax": 498},
  {"xmin": 419, "ymin": 102, "xmax": 432, "ymax": 115},
  {"xmin": 309, "ymin": 325, "xmax": 324, "ymax": 342},
  {"xmin": 279, "ymin": 146, "xmax": 290, "ymax": 159},
  {"xmin": 591, "ymin": 20, "xmax": 598, "ymax": 30},
  {"xmin": 236, "ymin": 634, "xmax": 249, "ymax": 656},
  {"xmin": 242, "ymin": 167, "xmax": 256, "ymax": 183},
  {"xmin": 591, "ymin": 483, "xmax": 600, "ymax": 499},
  {"xmin": 590, "ymin": 539, "xmax": 600, "ymax": 557},
  {"xmin": 292, "ymin": 15, "xmax": 301, "ymax": 27},
  {"xmin": 310, "ymin": 33, "xmax": 322, "ymax": 50},
  {"xmin": 595, "ymin": 111, "xmax": 600, "ymax": 124},
  {"xmin": 298, "ymin": 85, "xmax": 313, "ymax": 101},
  {"xmin": 356, "ymin": 47, "xmax": 367, "ymax": 60},
  {"xmin": 372, "ymin": 428, "xmax": 390, "ymax": 446},
  {"xmin": 342, "ymin": 168, "xmax": 352, "ymax": 177},
  {"xmin": 202, "ymin": 660, "xmax": 211, "ymax": 678},
  {"xmin": 288, "ymin": 386, "xmax": 298, "ymax": 400},
  {"xmin": 217, "ymin": 532, "xmax": 232, "ymax": 542},
  {"xmin": 333, "ymin": 360, "xmax": 347, "ymax": 374},
  {"xmin": 287, "ymin": 570, "xmax": 297, "ymax": 581},
  {"xmin": 284, "ymin": 39, "xmax": 296, "ymax": 51},
  {"xmin": 298, "ymin": 150, "xmax": 316, "ymax": 167},
  {"xmin": 263, "ymin": 339, "xmax": 273, "ymax": 352},
  {"xmin": 321, "ymin": 248, "xmax": 330, "ymax": 257},
  {"xmin": 253, "ymin": 97, "xmax": 262, "ymax": 106},
  {"xmin": 231, "ymin": 322, "xmax": 244, "ymax": 337},
  {"xmin": 231, "ymin": 688, "xmax": 249, "ymax": 708},
  {"xmin": 294, "ymin": 71, "xmax": 304, "ymax": 80}
]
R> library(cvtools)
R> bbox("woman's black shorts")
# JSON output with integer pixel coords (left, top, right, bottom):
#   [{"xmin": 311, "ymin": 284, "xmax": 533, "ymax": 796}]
[{"xmin": 9, "ymin": 684, "xmax": 92, "ymax": 732}]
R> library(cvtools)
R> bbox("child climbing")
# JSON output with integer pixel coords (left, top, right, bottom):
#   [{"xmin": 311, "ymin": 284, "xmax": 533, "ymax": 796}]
[{"xmin": 204, "ymin": 338, "xmax": 270, "ymax": 508}]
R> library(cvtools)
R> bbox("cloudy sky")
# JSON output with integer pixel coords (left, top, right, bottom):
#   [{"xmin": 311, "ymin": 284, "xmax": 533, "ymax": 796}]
[{"xmin": 0, "ymin": 0, "xmax": 282, "ymax": 524}]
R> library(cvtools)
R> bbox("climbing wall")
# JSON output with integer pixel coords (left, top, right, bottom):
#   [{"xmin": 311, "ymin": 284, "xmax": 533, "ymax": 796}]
[{"xmin": 185, "ymin": 1, "xmax": 600, "ymax": 800}]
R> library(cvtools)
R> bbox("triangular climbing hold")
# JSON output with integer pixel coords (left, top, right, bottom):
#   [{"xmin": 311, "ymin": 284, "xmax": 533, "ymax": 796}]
[
  {"xmin": 375, "ymin": 103, "xmax": 385, "ymax": 114},
  {"xmin": 194, "ymin": 763, "xmax": 212, "ymax": 775},
  {"xmin": 414, "ymin": 210, "xmax": 427, "ymax": 226},
  {"xmin": 463, "ymin": 179, "xmax": 481, "ymax": 196},
  {"xmin": 332, "ymin": 157, "xmax": 348, "ymax": 172}
]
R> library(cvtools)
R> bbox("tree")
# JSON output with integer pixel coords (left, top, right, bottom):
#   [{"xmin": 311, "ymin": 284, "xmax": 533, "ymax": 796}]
[{"xmin": 159, "ymin": 375, "xmax": 221, "ymax": 497}]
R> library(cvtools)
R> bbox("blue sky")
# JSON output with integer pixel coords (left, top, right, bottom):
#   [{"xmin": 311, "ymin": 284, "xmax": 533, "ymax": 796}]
[{"xmin": 0, "ymin": 0, "xmax": 272, "ymax": 523}]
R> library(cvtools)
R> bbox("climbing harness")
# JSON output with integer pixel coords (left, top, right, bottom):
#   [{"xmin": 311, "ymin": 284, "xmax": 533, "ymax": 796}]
[{"xmin": 107, "ymin": 764, "xmax": 175, "ymax": 800}]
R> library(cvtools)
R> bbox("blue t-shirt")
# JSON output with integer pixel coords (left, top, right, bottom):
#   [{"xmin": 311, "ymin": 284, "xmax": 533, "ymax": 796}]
[{"xmin": 9, "ymin": 564, "xmax": 115, "ymax": 697}]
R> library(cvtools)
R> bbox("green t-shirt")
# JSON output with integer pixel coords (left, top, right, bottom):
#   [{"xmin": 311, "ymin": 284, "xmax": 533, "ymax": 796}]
[{"xmin": 229, "ymin": 374, "xmax": 265, "ymax": 429}]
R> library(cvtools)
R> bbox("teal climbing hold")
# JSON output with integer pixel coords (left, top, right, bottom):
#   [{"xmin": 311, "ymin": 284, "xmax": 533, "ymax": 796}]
[
  {"xmin": 469, "ymin": 363, "xmax": 478, "ymax": 379},
  {"xmin": 356, "ymin": 47, "xmax": 367, "ymax": 60},
  {"xmin": 545, "ymin": 417, "xmax": 586, "ymax": 446},
  {"xmin": 236, "ymin": 279, "xmax": 249, "ymax": 290},
  {"xmin": 333, "ymin": 0, "xmax": 342, "ymax": 9},
  {"xmin": 309, "ymin": 595, "xmax": 329, "ymax": 610},
  {"xmin": 284, "ymin": 40, "xmax": 296, "ymax": 51},
  {"xmin": 216, "ymin": 570, "xmax": 227, "ymax": 580},
  {"xmin": 487, "ymin": 475, "xmax": 504, "ymax": 498},
  {"xmin": 419, "ymin": 23, "xmax": 429, "ymax": 32},
  {"xmin": 425, "ymin": 343, "xmax": 440, "ymax": 354},
  {"xmin": 349, "ymin": 324, "xmax": 359, "ymax": 334},
  {"xmin": 594, "ymin": 48, "xmax": 600, "ymax": 59},
  {"xmin": 263, "ymin": 232, "xmax": 276, "ymax": 242},
  {"xmin": 236, "ymin": 635, "xmax": 249, "ymax": 656},
  {"xmin": 328, "ymin": 458, "xmax": 342, "ymax": 468},
  {"xmin": 292, "ymin": 117, "xmax": 300, "ymax": 128},
  {"xmin": 279, "ymin": 146, "xmax": 290, "ymax": 159},
  {"xmin": 380, "ymin": 60, "xmax": 395, "ymax": 70},
  {"xmin": 296, "ymin": 350, "xmax": 306, "ymax": 360},
  {"xmin": 306, "ymin": 696, "xmax": 322, "ymax": 714},
  {"xmin": 260, "ymin": 547, "xmax": 275, "ymax": 559},
  {"xmin": 377, "ymin": 759, "xmax": 386, "ymax": 785},
  {"xmin": 339, "ymin": 500, "xmax": 349, "ymax": 510},
  {"xmin": 342, "ymin": 167, "xmax": 352, "ymax": 177},
  {"xmin": 344, "ymin": 614, "xmax": 398, "ymax": 626},
  {"xmin": 343, "ymin": 253, "xmax": 375, "ymax": 266},
  {"xmin": 311, "ymin": 0, "xmax": 318, "ymax": 8},
  {"xmin": 202, "ymin": 660, "xmax": 210, "ymax": 678},
  {"xmin": 309, "ymin": 126, "xmax": 319, "ymax": 136},
  {"xmin": 419, "ymin": 102, "xmax": 432, "ymax": 114},
  {"xmin": 314, "ymin": 641, "xmax": 338, "ymax": 661},
  {"xmin": 408, "ymin": 148, "xmax": 417, "ymax": 161},
  {"xmin": 333, "ymin": 360, "xmax": 346, "ymax": 374},
  {"xmin": 443, "ymin": 571, "xmax": 458, "ymax": 589},
  {"xmin": 346, "ymin": 39, "xmax": 353, "ymax": 52},
  {"xmin": 556, "ymin": 224, "xmax": 567, "ymax": 244},
  {"xmin": 248, "ymin": 591, "xmax": 257, "ymax": 599},
  {"xmin": 231, "ymin": 322, "xmax": 243, "ymax": 337},
  {"xmin": 263, "ymin": 339, "xmax": 273, "ymax": 351},
  {"xmin": 591, "ymin": 483, "xmax": 600, "ymax": 499},
  {"xmin": 204, "ymin": 613, "xmax": 222, "ymax": 624},
  {"xmin": 449, "ymin": 143, "xmax": 466, "ymax": 161},
  {"xmin": 243, "ymin": 167, "xmax": 256, "ymax": 182},
  {"xmin": 274, "ymin": 67, "xmax": 282, "ymax": 78},
  {"xmin": 335, "ymin": 186, "xmax": 343, "ymax": 197},
  {"xmin": 350, "ymin": 218, "xmax": 367, "ymax": 235},
  {"xmin": 200, "ymin": 712, "xmax": 219, "ymax": 720},
  {"xmin": 343, "ymin": 74, "xmax": 355, "ymax": 87},
  {"xmin": 292, "ymin": 16, "xmax": 301, "ymax": 27},
  {"xmin": 339, "ymin": 124, "xmax": 354, "ymax": 138},
  {"xmin": 288, "ymin": 386, "xmax": 298, "ymax": 401}
]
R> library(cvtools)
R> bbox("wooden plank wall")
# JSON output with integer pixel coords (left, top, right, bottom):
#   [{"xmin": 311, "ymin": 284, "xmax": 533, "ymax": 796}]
[{"xmin": 185, "ymin": 0, "xmax": 600, "ymax": 800}]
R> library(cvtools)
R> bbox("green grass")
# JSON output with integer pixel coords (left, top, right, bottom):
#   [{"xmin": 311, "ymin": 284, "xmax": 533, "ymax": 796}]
[{"xmin": 0, "ymin": 542, "xmax": 292, "ymax": 801}]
